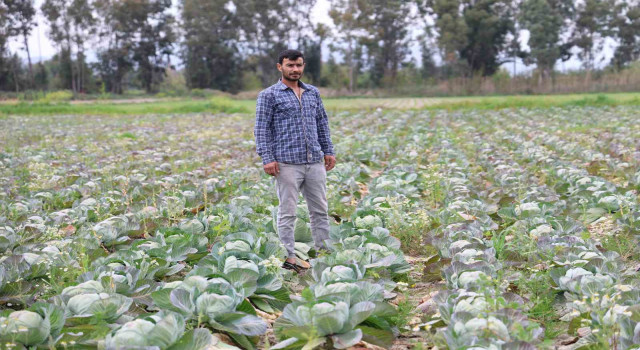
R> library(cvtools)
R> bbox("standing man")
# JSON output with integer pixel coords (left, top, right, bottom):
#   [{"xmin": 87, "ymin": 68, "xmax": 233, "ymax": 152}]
[{"xmin": 254, "ymin": 49, "xmax": 336, "ymax": 272}]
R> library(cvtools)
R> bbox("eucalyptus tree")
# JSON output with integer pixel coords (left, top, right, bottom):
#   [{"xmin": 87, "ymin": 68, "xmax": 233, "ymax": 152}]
[
  {"xmin": 181, "ymin": 0, "xmax": 242, "ymax": 92},
  {"xmin": 425, "ymin": 0, "xmax": 515, "ymax": 77},
  {"xmin": 361, "ymin": 0, "xmax": 413, "ymax": 87},
  {"xmin": 41, "ymin": 0, "xmax": 96, "ymax": 93},
  {"xmin": 94, "ymin": 0, "xmax": 175, "ymax": 93},
  {"xmin": 610, "ymin": 0, "xmax": 640, "ymax": 70},
  {"xmin": 234, "ymin": 0, "xmax": 295, "ymax": 87},
  {"xmin": 4, "ymin": 0, "xmax": 36, "ymax": 88},
  {"xmin": 518, "ymin": 0, "xmax": 574, "ymax": 83},
  {"xmin": 571, "ymin": 0, "xmax": 614, "ymax": 76},
  {"xmin": 328, "ymin": 0, "xmax": 369, "ymax": 92}
]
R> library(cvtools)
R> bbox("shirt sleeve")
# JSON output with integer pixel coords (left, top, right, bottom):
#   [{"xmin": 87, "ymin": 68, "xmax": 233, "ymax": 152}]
[
  {"xmin": 254, "ymin": 90, "xmax": 276, "ymax": 165},
  {"xmin": 315, "ymin": 89, "xmax": 335, "ymax": 156}
]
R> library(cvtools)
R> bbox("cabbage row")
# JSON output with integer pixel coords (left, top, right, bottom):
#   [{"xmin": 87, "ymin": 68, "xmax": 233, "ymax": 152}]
[
  {"xmin": 464, "ymin": 111, "xmax": 640, "ymax": 349},
  {"xmin": 421, "ymin": 125, "xmax": 544, "ymax": 349},
  {"xmin": 271, "ymin": 112, "xmax": 436, "ymax": 349}
]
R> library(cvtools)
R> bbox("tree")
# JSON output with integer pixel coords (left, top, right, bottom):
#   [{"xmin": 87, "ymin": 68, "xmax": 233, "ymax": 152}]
[
  {"xmin": 360, "ymin": 0, "xmax": 413, "ymax": 87},
  {"xmin": 459, "ymin": 0, "xmax": 515, "ymax": 76},
  {"xmin": 571, "ymin": 0, "xmax": 614, "ymax": 75},
  {"xmin": 428, "ymin": 0, "xmax": 468, "ymax": 65},
  {"xmin": 34, "ymin": 62, "xmax": 48, "ymax": 90},
  {"xmin": 42, "ymin": 0, "xmax": 96, "ymax": 93},
  {"xmin": 519, "ymin": 0, "xmax": 574, "ymax": 83},
  {"xmin": 235, "ymin": 0, "xmax": 296, "ymax": 87},
  {"xmin": 0, "ymin": 53, "xmax": 25, "ymax": 92},
  {"xmin": 302, "ymin": 37, "xmax": 324, "ymax": 85},
  {"xmin": 0, "ymin": 4, "xmax": 19, "ymax": 91},
  {"xmin": 610, "ymin": 1, "xmax": 640, "ymax": 70},
  {"xmin": 420, "ymin": 36, "xmax": 439, "ymax": 81},
  {"xmin": 328, "ymin": 0, "xmax": 369, "ymax": 92},
  {"xmin": 181, "ymin": 0, "xmax": 242, "ymax": 92},
  {"xmin": 4, "ymin": 0, "xmax": 36, "ymax": 88},
  {"xmin": 95, "ymin": 0, "xmax": 175, "ymax": 93},
  {"xmin": 427, "ymin": 0, "xmax": 515, "ymax": 77}
]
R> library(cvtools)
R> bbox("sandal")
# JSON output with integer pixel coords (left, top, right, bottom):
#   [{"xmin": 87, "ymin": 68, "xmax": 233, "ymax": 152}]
[{"xmin": 282, "ymin": 261, "xmax": 303, "ymax": 273}]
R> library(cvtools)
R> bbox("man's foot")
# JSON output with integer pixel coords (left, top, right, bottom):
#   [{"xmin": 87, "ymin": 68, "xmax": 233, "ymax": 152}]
[
  {"xmin": 281, "ymin": 257, "xmax": 310, "ymax": 273},
  {"xmin": 282, "ymin": 260, "xmax": 303, "ymax": 273}
]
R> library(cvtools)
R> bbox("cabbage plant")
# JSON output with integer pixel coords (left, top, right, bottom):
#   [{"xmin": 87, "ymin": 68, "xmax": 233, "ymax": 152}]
[
  {"xmin": 60, "ymin": 282, "xmax": 133, "ymax": 323},
  {"xmin": 151, "ymin": 276, "xmax": 267, "ymax": 338},
  {"xmin": 0, "ymin": 303, "xmax": 64, "ymax": 347},
  {"xmin": 272, "ymin": 297, "xmax": 395, "ymax": 350}
]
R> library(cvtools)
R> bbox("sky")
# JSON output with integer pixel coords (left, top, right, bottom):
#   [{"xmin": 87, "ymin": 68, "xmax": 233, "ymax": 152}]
[{"xmin": 7, "ymin": 0, "xmax": 616, "ymax": 76}]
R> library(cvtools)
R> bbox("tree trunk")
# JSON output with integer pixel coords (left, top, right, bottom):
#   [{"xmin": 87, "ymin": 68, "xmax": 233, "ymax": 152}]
[
  {"xmin": 77, "ymin": 49, "xmax": 84, "ymax": 94},
  {"xmin": 23, "ymin": 31, "xmax": 34, "ymax": 89},
  {"xmin": 13, "ymin": 65, "xmax": 19, "ymax": 93},
  {"xmin": 347, "ymin": 39, "xmax": 354, "ymax": 93}
]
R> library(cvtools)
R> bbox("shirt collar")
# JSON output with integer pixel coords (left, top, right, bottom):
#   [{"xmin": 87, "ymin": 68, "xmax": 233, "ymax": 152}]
[{"xmin": 277, "ymin": 79, "xmax": 307, "ymax": 91}]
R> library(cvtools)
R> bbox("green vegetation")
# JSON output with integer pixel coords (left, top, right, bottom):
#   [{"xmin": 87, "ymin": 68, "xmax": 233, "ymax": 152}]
[
  {"xmin": 2, "ymin": 100, "xmax": 640, "ymax": 348},
  {"xmin": 2, "ymin": 92, "xmax": 640, "ymax": 117}
]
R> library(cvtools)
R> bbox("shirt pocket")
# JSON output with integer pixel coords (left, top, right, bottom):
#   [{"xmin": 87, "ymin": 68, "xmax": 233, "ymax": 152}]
[
  {"xmin": 275, "ymin": 99, "xmax": 300, "ymax": 118},
  {"xmin": 306, "ymin": 100, "xmax": 318, "ymax": 117}
]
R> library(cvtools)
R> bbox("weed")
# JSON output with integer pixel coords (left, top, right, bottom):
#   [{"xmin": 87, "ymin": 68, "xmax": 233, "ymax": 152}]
[{"xmin": 515, "ymin": 271, "xmax": 565, "ymax": 340}]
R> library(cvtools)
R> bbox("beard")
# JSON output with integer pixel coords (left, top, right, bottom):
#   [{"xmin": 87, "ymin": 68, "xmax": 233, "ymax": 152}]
[{"xmin": 283, "ymin": 71, "xmax": 302, "ymax": 82}]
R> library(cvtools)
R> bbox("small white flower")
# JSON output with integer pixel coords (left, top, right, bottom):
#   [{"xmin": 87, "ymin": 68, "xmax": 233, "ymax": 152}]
[{"xmin": 615, "ymin": 285, "xmax": 632, "ymax": 292}]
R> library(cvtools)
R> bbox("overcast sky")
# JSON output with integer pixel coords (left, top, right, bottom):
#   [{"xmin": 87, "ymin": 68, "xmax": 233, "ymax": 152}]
[{"xmin": 7, "ymin": 0, "xmax": 616, "ymax": 76}]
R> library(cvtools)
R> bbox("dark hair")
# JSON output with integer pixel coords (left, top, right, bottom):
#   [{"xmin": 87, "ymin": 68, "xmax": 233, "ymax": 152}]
[{"xmin": 278, "ymin": 49, "xmax": 304, "ymax": 64}]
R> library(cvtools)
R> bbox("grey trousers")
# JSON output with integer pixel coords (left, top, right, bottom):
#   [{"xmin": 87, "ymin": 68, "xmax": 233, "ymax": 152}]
[{"xmin": 275, "ymin": 162, "xmax": 330, "ymax": 258}]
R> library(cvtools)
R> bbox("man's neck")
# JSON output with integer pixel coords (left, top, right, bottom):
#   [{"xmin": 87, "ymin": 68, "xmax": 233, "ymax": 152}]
[{"xmin": 281, "ymin": 78, "xmax": 300, "ymax": 90}]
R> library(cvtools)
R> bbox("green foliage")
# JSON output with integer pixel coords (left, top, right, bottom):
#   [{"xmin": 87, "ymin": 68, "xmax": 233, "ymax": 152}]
[
  {"xmin": 572, "ymin": 0, "xmax": 612, "ymax": 70},
  {"xmin": 40, "ymin": 90, "xmax": 73, "ymax": 103},
  {"xmin": 519, "ymin": 0, "xmax": 572, "ymax": 79},
  {"xmin": 182, "ymin": 0, "xmax": 243, "ymax": 93},
  {"xmin": 93, "ymin": 0, "xmax": 175, "ymax": 94},
  {"xmin": 208, "ymin": 96, "xmax": 250, "ymax": 114},
  {"xmin": 611, "ymin": 2, "xmax": 640, "ymax": 69}
]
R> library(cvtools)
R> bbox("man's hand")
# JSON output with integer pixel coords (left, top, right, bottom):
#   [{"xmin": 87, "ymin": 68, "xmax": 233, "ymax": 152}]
[
  {"xmin": 324, "ymin": 155, "xmax": 336, "ymax": 171},
  {"xmin": 264, "ymin": 161, "xmax": 279, "ymax": 176}
]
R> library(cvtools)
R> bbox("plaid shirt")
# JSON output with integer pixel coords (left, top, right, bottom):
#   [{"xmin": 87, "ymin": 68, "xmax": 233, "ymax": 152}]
[{"xmin": 254, "ymin": 80, "xmax": 334, "ymax": 165}]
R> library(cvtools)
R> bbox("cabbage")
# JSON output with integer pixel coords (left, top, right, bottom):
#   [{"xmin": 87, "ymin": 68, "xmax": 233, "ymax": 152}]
[
  {"xmin": 514, "ymin": 202, "xmax": 540, "ymax": 217},
  {"xmin": 0, "ymin": 310, "xmax": 50, "ymax": 346},
  {"xmin": 354, "ymin": 215, "xmax": 383, "ymax": 229},
  {"xmin": 223, "ymin": 240, "xmax": 252, "ymax": 252},
  {"xmin": 453, "ymin": 316, "xmax": 510, "ymax": 341},
  {"xmin": 529, "ymin": 224, "xmax": 553, "ymax": 237},
  {"xmin": 105, "ymin": 312, "xmax": 184, "ymax": 349},
  {"xmin": 66, "ymin": 293, "xmax": 133, "ymax": 322},
  {"xmin": 319, "ymin": 265, "xmax": 360, "ymax": 284},
  {"xmin": 453, "ymin": 296, "xmax": 489, "ymax": 315},
  {"xmin": 179, "ymin": 219, "xmax": 205, "ymax": 234},
  {"xmin": 0, "ymin": 226, "xmax": 19, "ymax": 253},
  {"xmin": 151, "ymin": 277, "xmax": 268, "ymax": 336},
  {"xmin": 274, "ymin": 297, "xmax": 395, "ymax": 349},
  {"xmin": 457, "ymin": 271, "xmax": 488, "ymax": 289}
]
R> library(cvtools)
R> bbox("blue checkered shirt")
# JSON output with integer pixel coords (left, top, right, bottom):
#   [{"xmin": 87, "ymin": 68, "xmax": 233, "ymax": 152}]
[{"xmin": 254, "ymin": 80, "xmax": 334, "ymax": 165}]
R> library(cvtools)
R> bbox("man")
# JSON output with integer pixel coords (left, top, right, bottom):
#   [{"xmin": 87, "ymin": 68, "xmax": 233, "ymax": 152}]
[{"xmin": 254, "ymin": 49, "xmax": 336, "ymax": 273}]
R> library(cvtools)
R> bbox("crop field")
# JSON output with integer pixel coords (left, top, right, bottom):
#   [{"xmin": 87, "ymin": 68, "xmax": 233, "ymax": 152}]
[{"xmin": 1, "ymin": 104, "xmax": 640, "ymax": 349}]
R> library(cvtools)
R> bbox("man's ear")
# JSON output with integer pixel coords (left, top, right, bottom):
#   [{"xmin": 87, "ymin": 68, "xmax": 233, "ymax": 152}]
[{"xmin": 277, "ymin": 63, "xmax": 282, "ymax": 72}]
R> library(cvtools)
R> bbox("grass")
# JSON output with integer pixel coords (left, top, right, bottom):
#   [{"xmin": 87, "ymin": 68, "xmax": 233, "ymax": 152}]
[
  {"xmin": 514, "ymin": 271, "xmax": 566, "ymax": 341},
  {"xmin": 600, "ymin": 230, "xmax": 640, "ymax": 262},
  {"xmin": 1, "ymin": 92, "xmax": 640, "ymax": 117},
  {"xmin": 0, "ymin": 96, "xmax": 254, "ymax": 116}
]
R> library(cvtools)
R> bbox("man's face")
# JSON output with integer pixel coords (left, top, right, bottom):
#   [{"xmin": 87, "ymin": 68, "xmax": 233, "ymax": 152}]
[{"xmin": 277, "ymin": 57, "xmax": 305, "ymax": 82}]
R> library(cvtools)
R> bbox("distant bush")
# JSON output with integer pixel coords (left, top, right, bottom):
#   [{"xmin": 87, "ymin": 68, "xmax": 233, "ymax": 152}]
[
  {"xmin": 156, "ymin": 69, "xmax": 188, "ymax": 97},
  {"xmin": 208, "ymin": 96, "xmax": 248, "ymax": 114},
  {"xmin": 40, "ymin": 90, "xmax": 74, "ymax": 103},
  {"xmin": 189, "ymin": 88, "xmax": 221, "ymax": 98}
]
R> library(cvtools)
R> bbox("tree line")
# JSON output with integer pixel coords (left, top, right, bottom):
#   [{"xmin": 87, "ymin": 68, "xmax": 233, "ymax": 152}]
[{"xmin": 0, "ymin": 0, "xmax": 639, "ymax": 94}]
